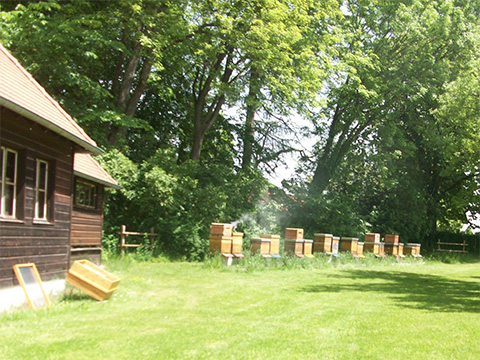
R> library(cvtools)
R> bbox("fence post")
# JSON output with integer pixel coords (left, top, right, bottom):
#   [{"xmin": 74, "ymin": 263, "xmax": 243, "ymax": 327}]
[
  {"xmin": 120, "ymin": 225, "xmax": 126, "ymax": 256},
  {"xmin": 149, "ymin": 227, "xmax": 155, "ymax": 248}
]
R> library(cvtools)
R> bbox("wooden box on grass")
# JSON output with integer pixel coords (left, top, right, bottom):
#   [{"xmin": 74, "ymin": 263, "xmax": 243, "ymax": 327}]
[
  {"xmin": 314, "ymin": 233, "xmax": 333, "ymax": 253},
  {"xmin": 364, "ymin": 242, "xmax": 381, "ymax": 255},
  {"xmin": 365, "ymin": 233, "xmax": 380, "ymax": 242},
  {"xmin": 384, "ymin": 243, "xmax": 399, "ymax": 256},
  {"xmin": 285, "ymin": 228, "xmax": 304, "ymax": 240},
  {"xmin": 340, "ymin": 237, "xmax": 359, "ymax": 255},
  {"xmin": 385, "ymin": 234, "xmax": 399, "ymax": 244},
  {"xmin": 250, "ymin": 238, "xmax": 271, "ymax": 257},
  {"xmin": 232, "ymin": 232, "xmax": 244, "ymax": 254},
  {"xmin": 66, "ymin": 260, "xmax": 120, "ymax": 301},
  {"xmin": 405, "ymin": 243, "xmax": 422, "ymax": 256},
  {"xmin": 378, "ymin": 242, "xmax": 386, "ymax": 257},
  {"xmin": 331, "ymin": 237, "xmax": 340, "ymax": 255},
  {"xmin": 357, "ymin": 242, "xmax": 365, "ymax": 258},
  {"xmin": 210, "ymin": 223, "xmax": 233, "ymax": 237},
  {"xmin": 209, "ymin": 236, "xmax": 232, "ymax": 254},
  {"xmin": 303, "ymin": 239, "xmax": 314, "ymax": 258},
  {"xmin": 284, "ymin": 239, "xmax": 304, "ymax": 257},
  {"xmin": 261, "ymin": 234, "xmax": 280, "ymax": 256},
  {"xmin": 398, "ymin": 243, "xmax": 405, "ymax": 257}
]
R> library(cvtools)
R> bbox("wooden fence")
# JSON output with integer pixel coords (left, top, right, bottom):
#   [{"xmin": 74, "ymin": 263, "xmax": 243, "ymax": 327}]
[{"xmin": 119, "ymin": 225, "xmax": 157, "ymax": 255}]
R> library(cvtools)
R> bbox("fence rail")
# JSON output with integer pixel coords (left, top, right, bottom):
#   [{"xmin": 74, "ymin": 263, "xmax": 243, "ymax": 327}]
[
  {"xmin": 119, "ymin": 225, "xmax": 157, "ymax": 255},
  {"xmin": 436, "ymin": 239, "xmax": 468, "ymax": 254}
]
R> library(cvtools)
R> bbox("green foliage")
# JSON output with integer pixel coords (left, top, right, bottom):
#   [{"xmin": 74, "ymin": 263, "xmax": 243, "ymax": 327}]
[{"xmin": 98, "ymin": 148, "xmax": 268, "ymax": 260}]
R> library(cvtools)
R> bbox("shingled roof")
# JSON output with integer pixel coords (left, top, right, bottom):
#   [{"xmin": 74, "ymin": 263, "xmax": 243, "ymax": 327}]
[
  {"xmin": 74, "ymin": 153, "xmax": 120, "ymax": 189},
  {"xmin": 0, "ymin": 43, "xmax": 101, "ymax": 154}
]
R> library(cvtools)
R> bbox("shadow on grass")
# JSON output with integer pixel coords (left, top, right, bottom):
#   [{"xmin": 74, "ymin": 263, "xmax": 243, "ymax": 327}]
[{"xmin": 299, "ymin": 270, "xmax": 480, "ymax": 313}]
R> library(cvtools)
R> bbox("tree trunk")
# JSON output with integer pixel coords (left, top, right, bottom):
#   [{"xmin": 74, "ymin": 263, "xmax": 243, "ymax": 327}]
[{"xmin": 241, "ymin": 68, "xmax": 260, "ymax": 171}]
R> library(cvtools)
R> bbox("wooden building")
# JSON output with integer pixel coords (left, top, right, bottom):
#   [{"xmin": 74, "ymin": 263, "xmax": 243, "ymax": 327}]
[{"xmin": 0, "ymin": 43, "xmax": 118, "ymax": 288}]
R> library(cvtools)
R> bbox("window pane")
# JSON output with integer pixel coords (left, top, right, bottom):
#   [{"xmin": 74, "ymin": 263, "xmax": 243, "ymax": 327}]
[
  {"xmin": 38, "ymin": 162, "xmax": 47, "ymax": 189},
  {"xmin": 37, "ymin": 190, "xmax": 45, "ymax": 219},
  {"xmin": 4, "ymin": 184, "xmax": 14, "ymax": 216},
  {"xmin": 6, "ymin": 151, "xmax": 16, "ymax": 182}
]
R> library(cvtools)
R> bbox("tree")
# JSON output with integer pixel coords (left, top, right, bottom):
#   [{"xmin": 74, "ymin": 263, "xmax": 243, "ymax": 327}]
[{"xmin": 308, "ymin": 0, "xmax": 480, "ymax": 198}]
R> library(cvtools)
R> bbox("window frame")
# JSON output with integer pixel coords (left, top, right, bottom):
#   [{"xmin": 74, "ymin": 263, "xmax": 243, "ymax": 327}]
[
  {"xmin": 0, "ymin": 147, "xmax": 18, "ymax": 218},
  {"xmin": 34, "ymin": 159, "xmax": 49, "ymax": 221},
  {"xmin": 74, "ymin": 178, "xmax": 98, "ymax": 210}
]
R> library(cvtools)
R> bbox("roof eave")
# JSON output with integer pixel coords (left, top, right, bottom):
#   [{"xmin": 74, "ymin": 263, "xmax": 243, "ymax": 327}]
[
  {"xmin": 0, "ymin": 97, "xmax": 103, "ymax": 155},
  {"xmin": 74, "ymin": 170, "xmax": 122, "ymax": 189}
]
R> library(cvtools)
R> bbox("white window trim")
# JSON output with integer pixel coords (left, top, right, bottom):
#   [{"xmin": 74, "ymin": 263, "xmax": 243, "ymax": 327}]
[
  {"xmin": 1, "ymin": 147, "xmax": 17, "ymax": 218},
  {"xmin": 35, "ymin": 159, "xmax": 49, "ymax": 221}
]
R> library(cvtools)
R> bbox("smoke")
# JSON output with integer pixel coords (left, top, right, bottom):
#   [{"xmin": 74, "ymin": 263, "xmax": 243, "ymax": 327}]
[{"xmin": 232, "ymin": 213, "xmax": 256, "ymax": 228}]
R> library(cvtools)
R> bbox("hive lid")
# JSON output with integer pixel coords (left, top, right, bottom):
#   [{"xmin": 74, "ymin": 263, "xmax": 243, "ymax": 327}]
[
  {"xmin": 285, "ymin": 239, "xmax": 305, "ymax": 243},
  {"xmin": 260, "ymin": 234, "xmax": 280, "ymax": 239},
  {"xmin": 314, "ymin": 233, "xmax": 333, "ymax": 237},
  {"xmin": 341, "ymin": 237, "xmax": 359, "ymax": 241}
]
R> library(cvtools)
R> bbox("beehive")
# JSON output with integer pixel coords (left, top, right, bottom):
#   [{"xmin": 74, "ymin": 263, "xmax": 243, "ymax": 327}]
[
  {"xmin": 232, "ymin": 232, "xmax": 244, "ymax": 254},
  {"xmin": 250, "ymin": 238, "xmax": 271, "ymax": 257},
  {"xmin": 303, "ymin": 239, "xmax": 314, "ymax": 258},
  {"xmin": 384, "ymin": 243, "xmax": 399, "ymax": 256},
  {"xmin": 284, "ymin": 239, "xmax": 304, "ymax": 256},
  {"xmin": 314, "ymin": 233, "xmax": 333, "ymax": 253},
  {"xmin": 285, "ymin": 228, "xmax": 304, "ymax": 240},
  {"xmin": 331, "ymin": 237, "xmax": 340, "ymax": 255},
  {"xmin": 365, "ymin": 233, "xmax": 380, "ymax": 242},
  {"xmin": 385, "ymin": 234, "xmax": 399, "ymax": 244},
  {"xmin": 65, "ymin": 260, "xmax": 120, "ymax": 301},
  {"xmin": 210, "ymin": 223, "xmax": 233, "ymax": 237},
  {"xmin": 357, "ymin": 242, "xmax": 365, "ymax": 258},
  {"xmin": 340, "ymin": 237, "xmax": 359, "ymax": 255},
  {"xmin": 364, "ymin": 241, "xmax": 381, "ymax": 255},
  {"xmin": 405, "ymin": 243, "xmax": 422, "ymax": 257},
  {"xmin": 261, "ymin": 234, "xmax": 281, "ymax": 256},
  {"xmin": 378, "ymin": 242, "xmax": 386, "ymax": 257},
  {"xmin": 209, "ymin": 236, "xmax": 232, "ymax": 254},
  {"xmin": 398, "ymin": 243, "xmax": 405, "ymax": 257}
]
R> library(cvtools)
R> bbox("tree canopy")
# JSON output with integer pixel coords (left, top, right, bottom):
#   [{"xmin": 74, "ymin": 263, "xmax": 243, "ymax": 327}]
[{"xmin": 1, "ymin": 0, "xmax": 480, "ymax": 256}]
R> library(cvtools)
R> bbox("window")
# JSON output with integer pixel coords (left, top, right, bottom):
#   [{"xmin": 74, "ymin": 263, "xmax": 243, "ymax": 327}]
[
  {"xmin": 74, "ymin": 179, "xmax": 97, "ymax": 209},
  {"xmin": 35, "ymin": 159, "xmax": 49, "ymax": 220},
  {"xmin": 0, "ymin": 147, "xmax": 17, "ymax": 218}
]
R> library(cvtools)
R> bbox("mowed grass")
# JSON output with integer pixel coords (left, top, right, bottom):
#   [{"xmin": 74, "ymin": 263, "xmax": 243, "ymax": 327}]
[{"xmin": 1, "ymin": 256, "xmax": 480, "ymax": 360}]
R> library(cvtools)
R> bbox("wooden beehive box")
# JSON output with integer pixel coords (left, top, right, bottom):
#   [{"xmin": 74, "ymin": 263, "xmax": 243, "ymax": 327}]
[
  {"xmin": 357, "ymin": 242, "xmax": 365, "ymax": 258},
  {"xmin": 331, "ymin": 237, "xmax": 340, "ymax": 255},
  {"xmin": 284, "ymin": 239, "xmax": 304, "ymax": 256},
  {"xmin": 398, "ymin": 243, "xmax": 405, "ymax": 257},
  {"xmin": 363, "ymin": 241, "xmax": 381, "ymax": 255},
  {"xmin": 385, "ymin": 234, "xmax": 399, "ymax": 244},
  {"xmin": 261, "ymin": 234, "xmax": 280, "ymax": 256},
  {"xmin": 303, "ymin": 239, "xmax": 314, "ymax": 258},
  {"xmin": 285, "ymin": 228, "xmax": 304, "ymax": 240},
  {"xmin": 365, "ymin": 233, "xmax": 380, "ymax": 242},
  {"xmin": 232, "ymin": 232, "xmax": 244, "ymax": 254},
  {"xmin": 384, "ymin": 243, "xmax": 399, "ymax": 256},
  {"xmin": 250, "ymin": 238, "xmax": 271, "ymax": 256},
  {"xmin": 209, "ymin": 236, "xmax": 232, "ymax": 254},
  {"xmin": 405, "ymin": 243, "xmax": 422, "ymax": 256},
  {"xmin": 314, "ymin": 233, "xmax": 333, "ymax": 253},
  {"xmin": 340, "ymin": 237, "xmax": 359, "ymax": 254},
  {"xmin": 210, "ymin": 223, "xmax": 233, "ymax": 237},
  {"xmin": 378, "ymin": 242, "xmax": 386, "ymax": 257},
  {"xmin": 66, "ymin": 260, "xmax": 120, "ymax": 301}
]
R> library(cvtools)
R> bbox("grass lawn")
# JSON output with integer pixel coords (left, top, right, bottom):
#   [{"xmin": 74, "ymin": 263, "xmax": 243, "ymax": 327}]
[{"xmin": 1, "ymin": 255, "xmax": 480, "ymax": 360}]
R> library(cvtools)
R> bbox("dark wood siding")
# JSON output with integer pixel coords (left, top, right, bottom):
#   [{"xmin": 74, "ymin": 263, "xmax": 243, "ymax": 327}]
[
  {"xmin": 0, "ymin": 107, "xmax": 74, "ymax": 288},
  {"xmin": 71, "ymin": 183, "xmax": 104, "ymax": 246}
]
